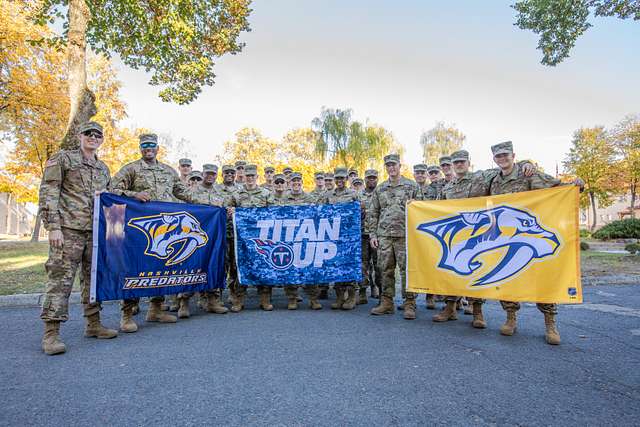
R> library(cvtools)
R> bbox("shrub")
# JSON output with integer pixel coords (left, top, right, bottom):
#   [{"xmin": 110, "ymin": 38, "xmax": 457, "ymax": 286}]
[
  {"xmin": 579, "ymin": 229, "xmax": 591, "ymax": 238},
  {"xmin": 592, "ymin": 219, "xmax": 640, "ymax": 240},
  {"xmin": 580, "ymin": 241, "xmax": 590, "ymax": 251},
  {"xmin": 625, "ymin": 243, "xmax": 640, "ymax": 255}
]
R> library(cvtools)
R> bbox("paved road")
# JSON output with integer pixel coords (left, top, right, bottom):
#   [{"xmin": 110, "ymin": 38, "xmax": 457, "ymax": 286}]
[{"xmin": 1, "ymin": 285, "xmax": 639, "ymax": 426}]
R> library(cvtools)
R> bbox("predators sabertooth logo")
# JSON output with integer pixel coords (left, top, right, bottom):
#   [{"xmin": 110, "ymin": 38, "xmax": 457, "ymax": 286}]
[
  {"xmin": 128, "ymin": 212, "xmax": 208, "ymax": 266},
  {"xmin": 417, "ymin": 205, "xmax": 560, "ymax": 287}
]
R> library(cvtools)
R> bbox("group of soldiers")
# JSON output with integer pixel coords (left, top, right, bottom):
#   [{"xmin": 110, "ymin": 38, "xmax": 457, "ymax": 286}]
[{"xmin": 38, "ymin": 121, "xmax": 581, "ymax": 355}]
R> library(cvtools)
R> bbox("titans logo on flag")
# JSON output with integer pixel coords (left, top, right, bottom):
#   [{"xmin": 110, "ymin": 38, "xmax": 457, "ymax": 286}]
[
  {"xmin": 251, "ymin": 239, "xmax": 295, "ymax": 270},
  {"xmin": 417, "ymin": 205, "xmax": 561, "ymax": 287},
  {"xmin": 128, "ymin": 212, "xmax": 208, "ymax": 266}
]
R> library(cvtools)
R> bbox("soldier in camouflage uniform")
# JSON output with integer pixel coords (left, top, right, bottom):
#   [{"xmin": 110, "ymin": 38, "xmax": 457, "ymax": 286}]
[
  {"xmin": 488, "ymin": 141, "xmax": 582, "ymax": 345},
  {"xmin": 261, "ymin": 166, "xmax": 275, "ymax": 191},
  {"xmin": 351, "ymin": 177, "xmax": 364, "ymax": 193},
  {"xmin": 439, "ymin": 155, "xmax": 455, "ymax": 183},
  {"xmin": 321, "ymin": 167, "xmax": 361, "ymax": 310},
  {"xmin": 111, "ymin": 133, "xmax": 195, "ymax": 332},
  {"xmin": 427, "ymin": 166, "xmax": 445, "ymax": 200},
  {"xmin": 324, "ymin": 172, "xmax": 335, "ymax": 192},
  {"xmin": 234, "ymin": 160, "xmax": 247, "ymax": 185},
  {"xmin": 271, "ymin": 174, "xmax": 288, "ymax": 204},
  {"xmin": 189, "ymin": 164, "xmax": 230, "ymax": 315},
  {"xmin": 348, "ymin": 168, "xmax": 358, "ymax": 186},
  {"xmin": 280, "ymin": 172, "xmax": 323, "ymax": 310},
  {"xmin": 368, "ymin": 154, "xmax": 419, "ymax": 319},
  {"xmin": 308, "ymin": 171, "xmax": 329, "ymax": 299},
  {"xmin": 282, "ymin": 166, "xmax": 293, "ymax": 189},
  {"xmin": 178, "ymin": 158, "xmax": 192, "ymax": 183},
  {"xmin": 188, "ymin": 170, "xmax": 202, "ymax": 188},
  {"xmin": 413, "ymin": 164, "xmax": 429, "ymax": 199},
  {"xmin": 38, "ymin": 121, "xmax": 118, "ymax": 355},
  {"xmin": 217, "ymin": 165, "xmax": 240, "ymax": 308},
  {"xmin": 362, "ymin": 169, "xmax": 381, "ymax": 299},
  {"xmin": 229, "ymin": 164, "xmax": 276, "ymax": 311}
]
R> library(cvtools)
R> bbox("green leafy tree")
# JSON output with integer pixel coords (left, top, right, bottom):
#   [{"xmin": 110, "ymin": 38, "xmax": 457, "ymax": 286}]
[
  {"xmin": 513, "ymin": 0, "xmax": 639, "ymax": 66},
  {"xmin": 419, "ymin": 121, "xmax": 465, "ymax": 165},
  {"xmin": 610, "ymin": 115, "xmax": 640, "ymax": 218},
  {"xmin": 32, "ymin": 0, "xmax": 252, "ymax": 148},
  {"xmin": 563, "ymin": 126, "xmax": 617, "ymax": 231}
]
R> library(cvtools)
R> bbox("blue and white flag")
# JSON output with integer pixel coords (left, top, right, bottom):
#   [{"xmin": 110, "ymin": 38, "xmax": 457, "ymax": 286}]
[
  {"xmin": 234, "ymin": 201, "xmax": 362, "ymax": 285},
  {"xmin": 90, "ymin": 193, "xmax": 226, "ymax": 302}
]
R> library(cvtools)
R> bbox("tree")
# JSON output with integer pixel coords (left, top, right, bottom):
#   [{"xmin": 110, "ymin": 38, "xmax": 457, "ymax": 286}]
[
  {"xmin": 419, "ymin": 121, "xmax": 465, "ymax": 165},
  {"xmin": 32, "ymin": 0, "xmax": 253, "ymax": 149},
  {"xmin": 563, "ymin": 127, "xmax": 617, "ymax": 231},
  {"xmin": 610, "ymin": 115, "xmax": 640, "ymax": 218},
  {"xmin": 221, "ymin": 127, "xmax": 279, "ymax": 166},
  {"xmin": 513, "ymin": 0, "xmax": 640, "ymax": 66}
]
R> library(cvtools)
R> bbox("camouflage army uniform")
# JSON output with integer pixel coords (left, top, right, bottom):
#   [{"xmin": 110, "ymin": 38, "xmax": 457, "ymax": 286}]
[
  {"xmin": 229, "ymin": 184, "xmax": 275, "ymax": 305},
  {"xmin": 216, "ymin": 179, "xmax": 240, "ymax": 307},
  {"xmin": 360, "ymin": 183, "xmax": 381, "ymax": 298},
  {"xmin": 111, "ymin": 157, "xmax": 194, "ymax": 313},
  {"xmin": 368, "ymin": 167, "xmax": 419, "ymax": 314},
  {"xmin": 39, "ymin": 149, "xmax": 111, "ymax": 322}
]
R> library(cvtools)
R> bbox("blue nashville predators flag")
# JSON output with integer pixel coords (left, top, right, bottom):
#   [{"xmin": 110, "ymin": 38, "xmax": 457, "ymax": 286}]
[
  {"xmin": 234, "ymin": 202, "xmax": 362, "ymax": 285},
  {"xmin": 90, "ymin": 193, "xmax": 226, "ymax": 302}
]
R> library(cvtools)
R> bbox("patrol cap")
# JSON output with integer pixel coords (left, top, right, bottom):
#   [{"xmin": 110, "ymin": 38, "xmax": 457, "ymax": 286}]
[
  {"xmin": 78, "ymin": 121, "xmax": 103, "ymax": 135},
  {"xmin": 451, "ymin": 150, "xmax": 470, "ymax": 162},
  {"xmin": 235, "ymin": 160, "xmax": 246, "ymax": 169},
  {"xmin": 188, "ymin": 171, "xmax": 202, "ymax": 180},
  {"xmin": 202, "ymin": 164, "xmax": 218, "ymax": 173},
  {"xmin": 221, "ymin": 164, "xmax": 236, "ymax": 173},
  {"xmin": 413, "ymin": 164, "xmax": 428, "ymax": 172},
  {"xmin": 384, "ymin": 153, "xmax": 400, "ymax": 165},
  {"xmin": 439, "ymin": 156, "xmax": 452, "ymax": 166},
  {"xmin": 244, "ymin": 164, "xmax": 258, "ymax": 176},
  {"xmin": 334, "ymin": 167, "xmax": 348, "ymax": 178},
  {"xmin": 491, "ymin": 141, "xmax": 514, "ymax": 156},
  {"xmin": 139, "ymin": 133, "xmax": 158, "ymax": 147},
  {"xmin": 427, "ymin": 165, "xmax": 442, "ymax": 174},
  {"xmin": 348, "ymin": 168, "xmax": 358, "ymax": 176},
  {"xmin": 324, "ymin": 173, "xmax": 334, "ymax": 180},
  {"xmin": 274, "ymin": 174, "xmax": 286, "ymax": 183},
  {"xmin": 314, "ymin": 171, "xmax": 325, "ymax": 179},
  {"xmin": 290, "ymin": 172, "xmax": 302, "ymax": 180},
  {"xmin": 352, "ymin": 178, "xmax": 364, "ymax": 185},
  {"xmin": 264, "ymin": 166, "xmax": 275, "ymax": 173},
  {"xmin": 364, "ymin": 169, "xmax": 378, "ymax": 178},
  {"xmin": 282, "ymin": 166, "xmax": 293, "ymax": 174},
  {"xmin": 179, "ymin": 158, "xmax": 192, "ymax": 167}
]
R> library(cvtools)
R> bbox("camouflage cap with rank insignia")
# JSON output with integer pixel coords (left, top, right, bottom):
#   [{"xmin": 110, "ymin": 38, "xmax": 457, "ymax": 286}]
[
  {"xmin": 491, "ymin": 141, "xmax": 514, "ymax": 156},
  {"xmin": 244, "ymin": 164, "xmax": 258, "ymax": 176},
  {"xmin": 334, "ymin": 167, "xmax": 348, "ymax": 178},
  {"xmin": 290, "ymin": 172, "xmax": 302, "ymax": 180},
  {"xmin": 202, "ymin": 164, "xmax": 218, "ymax": 173},
  {"xmin": 314, "ymin": 171, "xmax": 325, "ymax": 179},
  {"xmin": 139, "ymin": 133, "xmax": 158, "ymax": 146},
  {"xmin": 78, "ymin": 121, "xmax": 103, "ymax": 134},
  {"xmin": 234, "ymin": 161, "xmax": 246, "ymax": 170},
  {"xmin": 264, "ymin": 166, "xmax": 275, "ymax": 173},
  {"xmin": 451, "ymin": 150, "xmax": 470, "ymax": 162},
  {"xmin": 352, "ymin": 177, "xmax": 364, "ymax": 185},
  {"xmin": 179, "ymin": 158, "xmax": 192, "ymax": 166},
  {"xmin": 427, "ymin": 165, "xmax": 442, "ymax": 173},
  {"xmin": 364, "ymin": 169, "xmax": 378, "ymax": 178},
  {"xmin": 274, "ymin": 173, "xmax": 286, "ymax": 183},
  {"xmin": 348, "ymin": 168, "xmax": 358, "ymax": 176},
  {"xmin": 324, "ymin": 172, "xmax": 334, "ymax": 180},
  {"xmin": 413, "ymin": 163, "xmax": 428, "ymax": 172},
  {"xmin": 221, "ymin": 164, "xmax": 236, "ymax": 173},
  {"xmin": 188, "ymin": 171, "xmax": 202, "ymax": 180},
  {"xmin": 439, "ymin": 156, "xmax": 452, "ymax": 166},
  {"xmin": 384, "ymin": 153, "xmax": 400, "ymax": 164}
]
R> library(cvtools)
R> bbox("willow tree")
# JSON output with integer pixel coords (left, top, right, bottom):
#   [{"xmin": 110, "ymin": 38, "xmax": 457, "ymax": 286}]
[
  {"xmin": 33, "ymin": 0, "xmax": 252, "ymax": 149},
  {"xmin": 419, "ymin": 121, "xmax": 466, "ymax": 165}
]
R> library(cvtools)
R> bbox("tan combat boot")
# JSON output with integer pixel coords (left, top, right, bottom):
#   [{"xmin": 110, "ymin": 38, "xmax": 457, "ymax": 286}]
[
  {"xmin": 206, "ymin": 294, "xmax": 229, "ymax": 314},
  {"xmin": 259, "ymin": 292, "xmax": 273, "ymax": 311},
  {"xmin": 370, "ymin": 295, "xmax": 395, "ymax": 315},
  {"xmin": 177, "ymin": 297, "xmax": 190, "ymax": 319},
  {"xmin": 403, "ymin": 300, "xmax": 417, "ymax": 320},
  {"xmin": 426, "ymin": 294, "xmax": 436, "ymax": 310},
  {"xmin": 331, "ymin": 288, "xmax": 346, "ymax": 310},
  {"xmin": 500, "ymin": 309, "xmax": 517, "ymax": 336},
  {"xmin": 84, "ymin": 312, "xmax": 118, "ymax": 339},
  {"xmin": 309, "ymin": 297, "xmax": 322, "ymax": 310},
  {"xmin": 146, "ymin": 300, "xmax": 178, "ymax": 323},
  {"xmin": 120, "ymin": 307, "xmax": 138, "ymax": 333},
  {"xmin": 544, "ymin": 312, "xmax": 561, "ymax": 345},
  {"xmin": 432, "ymin": 301, "xmax": 458, "ymax": 322},
  {"xmin": 357, "ymin": 288, "xmax": 368, "ymax": 305},
  {"xmin": 287, "ymin": 296, "xmax": 298, "ymax": 310},
  {"xmin": 471, "ymin": 303, "xmax": 487, "ymax": 329},
  {"xmin": 230, "ymin": 294, "xmax": 245, "ymax": 313},
  {"xmin": 463, "ymin": 298, "xmax": 473, "ymax": 316},
  {"xmin": 42, "ymin": 321, "xmax": 66, "ymax": 355},
  {"xmin": 342, "ymin": 287, "xmax": 356, "ymax": 310}
]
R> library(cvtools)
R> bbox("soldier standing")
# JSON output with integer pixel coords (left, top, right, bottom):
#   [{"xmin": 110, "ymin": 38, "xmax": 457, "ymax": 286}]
[
  {"xmin": 309, "ymin": 171, "xmax": 326, "ymax": 202},
  {"xmin": 351, "ymin": 177, "xmax": 364, "ymax": 193},
  {"xmin": 218, "ymin": 165, "xmax": 240, "ymax": 308},
  {"xmin": 38, "ymin": 121, "xmax": 118, "ymax": 355},
  {"xmin": 234, "ymin": 160, "xmax": 247, "ymax": 185},
  {"xmin": 413, "ymin": 164, "xmax": 429, "ymax": 197},
  {"xmin": 488, "ymin": 141, "xmax": 582, "ymax": 345},
  {"xmin": 111, "ymin": 133, "xmax": 194, "ymax": 332},
  {"xmin": 321, "ymin": 167, "xmax": 361, "ymax": 310},
  {"xmin": 324, "ymin": 172, "xmax": 335, "ymax": 192},
  {"xmin": 348, "ymin": 168, "xmax": 358, "ymax": 185},
  {"xmin": 178, "ymin": 158, "xmax": 192, "ymax": 183},
  {"xmin": 187, "ymin": 170, "xmax": 203, "ymax": 188},
  {"xmin": 368, "ymin": 154, "xmax": 419, "ymax": 319},
  {"xmin": 439, "ymin": 156, "xmax": 455, "ymax": 183},
  {"xmin": 362, "ymin": 169, "xmax": 381, "ymax": 299},
  {"xmin": 229, "ymin": 164, "xmax": 276, "ymax": 311},
  {"xmin": 261, "ymin": 166, "xmax": 275, "ymax": 190},
  {"xmin": 271, "ymin": 174, "xmax": 288, "ymax": 204}
]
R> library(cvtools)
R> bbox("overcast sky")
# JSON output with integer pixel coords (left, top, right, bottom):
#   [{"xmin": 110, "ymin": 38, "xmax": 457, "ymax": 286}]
[{"xmin": 115, "ymin": 0, "xmax": 639, "ymax": 174}]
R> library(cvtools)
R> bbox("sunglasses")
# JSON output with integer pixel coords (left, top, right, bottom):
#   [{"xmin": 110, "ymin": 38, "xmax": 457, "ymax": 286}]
[
  {"xmin": 82, "ymin": 131, "xmax": 103, "ymax": 138},
  {"xmin": 140, "ymin": 143, "xmax": 158, "ymax": 149}
]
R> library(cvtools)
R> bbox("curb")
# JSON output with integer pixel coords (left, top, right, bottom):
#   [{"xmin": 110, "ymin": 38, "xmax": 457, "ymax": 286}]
[{"xmin": 0, "ymin": 292, "xmax": 80, "ymax": 308}]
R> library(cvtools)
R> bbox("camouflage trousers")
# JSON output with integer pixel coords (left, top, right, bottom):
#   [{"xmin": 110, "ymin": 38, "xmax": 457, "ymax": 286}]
[
  {"xmin": 41, "ymin": 228, "xmax": 101, "ymax": 322},
  {"xmin": 501, "ymin": 301, "xmax": 557, "ymax": 315},
  {"xmin": 359, "ymin": 234, "xmax": 380, "ymax": 293},
  {"xmin": 377, "ymin": 236, "xmax": 415, "ymax": 301},
  {"xmin": 444, "ymin": 295, "xmax": 484, "ymax": 305},
  {"xmin": 284, "ymin": 285, "xmax": 319, "ymax": 298}
]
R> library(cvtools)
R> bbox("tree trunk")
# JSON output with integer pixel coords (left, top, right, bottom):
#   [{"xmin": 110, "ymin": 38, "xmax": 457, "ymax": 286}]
[
  {"xmin": 630, "ymin": 181, "xmax": 637, "ymax": 219},
  {"xmin": 61, "ymin": 0, "xmax": 97, "ymax": 150},
  {"xmin": 31, "ymin": 211, "xmax": 41, "ymax": 242},
  {"xmin": 589, "ymin": 191, "xmax": 597, "ymax": 231}
]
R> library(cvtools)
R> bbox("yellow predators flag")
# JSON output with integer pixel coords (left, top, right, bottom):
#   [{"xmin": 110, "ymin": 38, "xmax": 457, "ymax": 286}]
[{"xmin": 407, "ymin": 186, "xmax": 582, "ymax": 304}]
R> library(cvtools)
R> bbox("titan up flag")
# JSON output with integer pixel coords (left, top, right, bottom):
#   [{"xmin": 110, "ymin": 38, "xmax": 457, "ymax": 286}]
[
  {"xmin": 407, "ymin": 186, "xmax": 582, "ymax": 303},
  {"xmin": 90, "ymin": 193, "xmax": 226, "ymax": 302},
  {"xmin": 233, "ymin": 201, "xmax": 362, "ymax": 285}
]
